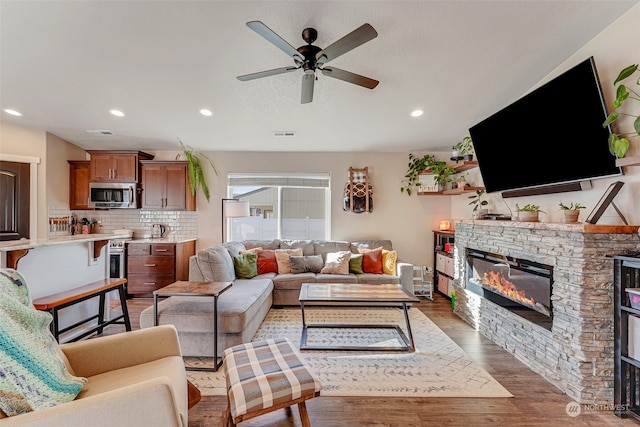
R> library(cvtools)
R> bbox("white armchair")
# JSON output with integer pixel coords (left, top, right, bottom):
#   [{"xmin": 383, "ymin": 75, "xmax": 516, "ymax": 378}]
[{"xmin": 0, "ymin": 325, "xmax": 189, "ymax": 427}]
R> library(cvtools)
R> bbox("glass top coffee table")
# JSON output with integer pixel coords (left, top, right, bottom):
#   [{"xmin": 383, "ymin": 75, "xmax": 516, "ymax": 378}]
[{"xmin": 298, "ymin": 283, "xmax": 420, "ymax": 352}]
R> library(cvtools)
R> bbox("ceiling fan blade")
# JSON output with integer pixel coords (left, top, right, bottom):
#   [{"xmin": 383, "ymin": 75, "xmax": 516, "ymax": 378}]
[
  {"xmin": 246, "ymin": 21, "xmax": 304, "ymax": 62},
  {"xmin": 321, "ymin": 67, "xmax": 379, "ymax": 89},
  {"xmin": 315, "ymin": 23, "xmax": 378, "ymax": 66},
  {"xmin": 237, "ymin": 66, "xmax": 298, "ymax": 81},
  {"xmin": 301, "ymin": 73, "xmax": 315, "ymax": 104}
]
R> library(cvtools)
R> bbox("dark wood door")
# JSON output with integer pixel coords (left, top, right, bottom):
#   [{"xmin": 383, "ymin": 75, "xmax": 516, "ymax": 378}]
[{"xmin": 0, "ymin": 161, "xmax": 30, "ymax": 241}]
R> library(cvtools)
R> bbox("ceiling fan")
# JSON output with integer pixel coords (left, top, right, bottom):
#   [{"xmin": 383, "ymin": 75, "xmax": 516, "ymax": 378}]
[{"xmin": 237, "ymin": 21, "xmax": 379, "ymax": 104}]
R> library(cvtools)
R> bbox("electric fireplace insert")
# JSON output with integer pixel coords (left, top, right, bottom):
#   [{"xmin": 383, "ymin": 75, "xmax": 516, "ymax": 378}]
[{"xmin": 466, "ymin": 249, "xmax": 553, "ymax": 330}]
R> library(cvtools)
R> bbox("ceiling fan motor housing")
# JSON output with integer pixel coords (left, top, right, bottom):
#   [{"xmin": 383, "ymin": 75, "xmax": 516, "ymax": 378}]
[{"xmin": 297, "ymin": 44, "xmax": 322, "ymax": 72}]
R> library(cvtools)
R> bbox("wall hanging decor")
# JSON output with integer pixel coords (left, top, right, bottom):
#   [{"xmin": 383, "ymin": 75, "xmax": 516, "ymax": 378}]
[{"xmin": 343, "ymin": 167, "xmax": 373, "ymax": 213}]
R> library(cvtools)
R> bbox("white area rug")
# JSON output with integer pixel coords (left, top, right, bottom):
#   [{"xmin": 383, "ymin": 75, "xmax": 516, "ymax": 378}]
[{"xmin": 185, "ymin": 307, "xmax": 513, "ymax": 398}]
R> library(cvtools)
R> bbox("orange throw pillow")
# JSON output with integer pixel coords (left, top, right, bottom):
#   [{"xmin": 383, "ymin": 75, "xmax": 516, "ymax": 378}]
[
  {"xmin": 358, "ymin": 246, "xmax": 384, "ymax": 274},
  {"xmin": 256, "ymin": 250, "xmax": 278, "ymax": 275}
]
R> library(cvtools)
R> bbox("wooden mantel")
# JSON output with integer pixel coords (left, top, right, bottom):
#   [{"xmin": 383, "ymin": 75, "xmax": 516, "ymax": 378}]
[{"xmin": 455, "ymin": 219, "xmax": 639, "ymax": 235}]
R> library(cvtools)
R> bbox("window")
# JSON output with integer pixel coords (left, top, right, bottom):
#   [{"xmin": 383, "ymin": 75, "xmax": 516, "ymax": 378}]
[{"xmin": 227, "ymin": 173, "xmax": 330, "ymax": 241}]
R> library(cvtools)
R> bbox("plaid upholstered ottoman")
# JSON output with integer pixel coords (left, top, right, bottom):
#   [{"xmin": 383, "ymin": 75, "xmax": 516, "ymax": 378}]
[{"xmin": 222, "ymin": 338, "xmax": 322, "ymax": 426}]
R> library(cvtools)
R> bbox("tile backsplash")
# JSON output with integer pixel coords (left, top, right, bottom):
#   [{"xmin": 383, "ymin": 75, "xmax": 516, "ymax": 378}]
[{"xmin": 48, "ymin": 206, "xmax": 197, "ymax": 239}]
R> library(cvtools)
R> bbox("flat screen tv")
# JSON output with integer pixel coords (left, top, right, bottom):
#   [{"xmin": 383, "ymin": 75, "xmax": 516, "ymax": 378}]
[{"xmin": 469, "ymin": 56, "xmax": 622, "ymax": 196}]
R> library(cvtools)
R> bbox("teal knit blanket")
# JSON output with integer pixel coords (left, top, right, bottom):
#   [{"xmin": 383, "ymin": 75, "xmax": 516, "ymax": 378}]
[{"xmin": 0, "ymin": 268, "xmax": 86, "ymax": 416}]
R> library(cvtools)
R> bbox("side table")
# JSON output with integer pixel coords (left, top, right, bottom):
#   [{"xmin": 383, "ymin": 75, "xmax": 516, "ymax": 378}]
[{"xmin": 153, "ymin": 280, "xmax": 232, "ymax": 372}]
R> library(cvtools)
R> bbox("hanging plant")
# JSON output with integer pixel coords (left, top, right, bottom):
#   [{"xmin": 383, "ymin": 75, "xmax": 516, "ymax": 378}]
[
  {"xmin": 602, "ymin": 64, "xmax": 640, "ymax": 158},
  {"xmin": 175, "ymin": 138, "xmax": 218, "ymax": 202}
]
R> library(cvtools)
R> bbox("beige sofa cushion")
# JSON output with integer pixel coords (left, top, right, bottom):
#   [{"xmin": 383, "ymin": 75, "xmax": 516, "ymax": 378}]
[{"xmin": 142, "ymin": 279, "xmax": 273, "ymax": 334}]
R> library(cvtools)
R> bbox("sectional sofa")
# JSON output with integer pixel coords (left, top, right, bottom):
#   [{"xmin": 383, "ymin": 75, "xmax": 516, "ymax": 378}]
[{"xmin": 139, "ymin": 239, "xmax": 414, "ymax": 357}]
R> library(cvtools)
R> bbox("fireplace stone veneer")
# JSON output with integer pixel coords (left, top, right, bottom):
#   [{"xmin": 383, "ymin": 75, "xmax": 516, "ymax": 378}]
[{"xmin": 453, "ymin": 220, "xmax": 640, "ymax": 405}]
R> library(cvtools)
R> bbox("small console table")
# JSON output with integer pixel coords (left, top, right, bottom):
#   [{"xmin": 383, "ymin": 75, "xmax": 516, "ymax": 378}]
[{"xmin": 33, "ymin": 278, "xmax": 131, "ymax": 342}]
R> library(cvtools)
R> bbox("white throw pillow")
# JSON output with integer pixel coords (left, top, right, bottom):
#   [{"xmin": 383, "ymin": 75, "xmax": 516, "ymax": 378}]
[{"xmin": 320, "ymin": 251, "xmax": 352, "ymax": 275}]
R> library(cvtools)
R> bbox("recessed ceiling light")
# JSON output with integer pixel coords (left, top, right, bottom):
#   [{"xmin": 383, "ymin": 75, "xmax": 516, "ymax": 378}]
[
  {"xmin": 200, "ymin": 109, "xmax": 213, "ymax": 116},
  {"xmin": 411, "ymin": 109, "xmax": 423, "ymax": 118},
  {"xmin": 110, "ymin": 109, "xmax": 125, "ymax": 117},
  {"xmin": 3, "ymin": 108, "xmax": 22, "ymax": 117}
]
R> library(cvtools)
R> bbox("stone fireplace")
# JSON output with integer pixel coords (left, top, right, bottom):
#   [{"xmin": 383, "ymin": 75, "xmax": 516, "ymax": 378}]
[{"xmin": 453, "ymin": 220, "xmax": 640, "ymax": 405}]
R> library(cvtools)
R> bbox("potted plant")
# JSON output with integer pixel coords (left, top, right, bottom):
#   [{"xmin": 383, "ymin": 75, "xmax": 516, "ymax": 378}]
[
  {"xmin": 602, "ymin": 64, "xmax": 639, "ymax": 159},
  {"xmin": 452, "ymin": 136, "xmax": 474, "ymax": 161},
  {"xmin": 401, "ymin": 154, "xmax": 453, "ymax": 195},
  {"xmin": 456, "ymin": 172, "xmax": 470, "ymax": 189},
  {"xmin": 468, "ymin": 189, "xmax": 488, "ymax": 219},
  {"xmin": 516, "ymin": 203, "xmax": 546, "ymax": 222},
  {"xmin": 558, "ymin": 201, "xmax": 586, "ymax": 223},
  {"xmin": 176, "ymin": 138, "xmax": 218, "ymax": 202},
  {"xmin": 431, "ymin": 162, "xmax": 456, "ymax": 190}
]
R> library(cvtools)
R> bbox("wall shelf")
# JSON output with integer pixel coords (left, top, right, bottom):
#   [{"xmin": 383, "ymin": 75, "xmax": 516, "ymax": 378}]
[
  {"xmin": 616, "ymin": 155, "xmax": 640, "ymax": 167},
  {"xmin": 417, "ymin": 161, "xmax": 482, "ymax": 196},
  {"xmin": 418, "ymin": 160, "xmax": 478, "ymax": 175}
]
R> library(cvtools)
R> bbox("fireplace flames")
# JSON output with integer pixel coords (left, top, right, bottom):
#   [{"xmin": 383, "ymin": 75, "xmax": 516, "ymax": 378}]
[{"xmin": 482, "ymin": 270, "xmax": 537, "ymax": 306}]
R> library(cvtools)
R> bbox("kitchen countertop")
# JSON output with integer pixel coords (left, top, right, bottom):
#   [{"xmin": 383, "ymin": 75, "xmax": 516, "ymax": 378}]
[
  {"xmin": 126, "ymin": 235, "xmax": 197, "ymax": 244},
  {"xmin": 0, "ymin": 233, "xmax": 131, "ymax": 252}
]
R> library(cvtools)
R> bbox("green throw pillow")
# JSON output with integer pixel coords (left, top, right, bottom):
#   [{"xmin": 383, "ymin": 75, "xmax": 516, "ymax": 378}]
[
  {"xmin": 349, "ymin": 253, "xmax": 364, "ymax": 274},
  {"xmin": 233, "ymin": 252, "xmax": 258, "ymax": 279},
  {"xmin": 0, "ymin": 268, "xmax": 86, "ymax": 416}
]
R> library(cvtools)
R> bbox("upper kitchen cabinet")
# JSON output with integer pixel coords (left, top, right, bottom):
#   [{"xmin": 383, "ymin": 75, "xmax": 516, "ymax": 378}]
[
  {"xmin": 68, "ymin": 160, "xmax": 91, "ymax": 210},
  {"xmin": 140, "ymin": 161, "xmax": 196, "ymax": 211},
  {"xmin": 87, "ymin": 150, "xmax": 154, "ymax": 182}
]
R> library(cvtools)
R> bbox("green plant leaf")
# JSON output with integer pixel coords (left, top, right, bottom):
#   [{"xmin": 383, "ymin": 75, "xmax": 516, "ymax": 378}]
[
  {"xmin": 608, "ymin": 134, "xmax": 629, "ymax": 158},
  {"xmin": 613, "ymin": 85, "xmax": 629, "ymax": 109},
  {"xmin": 614, "ymin": 64, "xmax": 639, "ymax": 85},
  {"xmin": 635, "ymin": 115, "xmax": 640, "ymax": 136},
  {"xmin": 602, "ymin": 112, "xmax": 619, "ymax": 127}
]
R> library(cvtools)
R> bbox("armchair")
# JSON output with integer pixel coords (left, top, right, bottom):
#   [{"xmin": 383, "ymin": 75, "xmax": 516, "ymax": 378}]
[
  {"xmin": 1, "ymin": 324, "xmax": 189, "ymax": 426},
  {"xmin": 0, "ymin": 267, "xmax": 190, "ymax": 426}
]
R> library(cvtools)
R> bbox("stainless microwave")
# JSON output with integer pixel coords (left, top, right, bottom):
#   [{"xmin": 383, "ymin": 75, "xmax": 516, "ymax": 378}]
[{"xmin": 89, "ymin": 182, "xmax": 139, "ymax": 209}]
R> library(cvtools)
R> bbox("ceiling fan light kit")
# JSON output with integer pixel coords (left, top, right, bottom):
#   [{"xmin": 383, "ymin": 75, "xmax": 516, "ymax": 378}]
[{"xmin": 237, "ymin": 21, "xmax": 379, "ymax": 104}]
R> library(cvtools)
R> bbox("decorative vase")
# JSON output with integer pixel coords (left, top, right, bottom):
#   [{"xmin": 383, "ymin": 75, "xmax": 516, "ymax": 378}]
[
  {"xmin": 518, "ymin": 211, "xmax": 540, "ymax": 222},
  {"xmin": 563, "ymin": 210, "xmax": 580, "ymax": 223}
]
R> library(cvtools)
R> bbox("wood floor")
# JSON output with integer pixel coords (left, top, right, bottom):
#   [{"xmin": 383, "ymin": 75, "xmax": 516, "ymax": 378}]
[{"xmin": 103, "ymin": 294, "xmax": 638, "ymax": 426}]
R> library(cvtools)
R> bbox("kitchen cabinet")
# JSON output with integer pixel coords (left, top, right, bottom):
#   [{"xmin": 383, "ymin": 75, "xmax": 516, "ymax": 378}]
[
  {"xmin": 87, "ymin": 150, "xmax": 154, "ymax": 182},
  {"xmin": 140, "ymin": 161, "xmax": 195, "ymax": 211},
  {"xmin": 68, "ymin": 160, "xmax": 91, "ymax": 210},
  {"xmin": 126, "ymin": 240, "xmax": 196, "ymax": 298},
  {"xmin": 433, "ymin": 230, "xmax": 455, "ymax": 297},
  {"xmin": 613, "ymin": 253, "xmax": 640, "ymax": 420}
]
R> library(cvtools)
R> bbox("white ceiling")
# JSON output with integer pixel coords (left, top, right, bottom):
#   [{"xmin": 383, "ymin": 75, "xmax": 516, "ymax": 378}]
[{"xmin": 1, "ymin": 1, "xmax": 637, "ymax": 153}]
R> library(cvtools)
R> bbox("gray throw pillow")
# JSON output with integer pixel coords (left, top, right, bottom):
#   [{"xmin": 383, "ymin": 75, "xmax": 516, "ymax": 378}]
[
  {"xmin": 289, "ymin": 255, "xmax": 324, "ymax": 274},
  {"xmin": 197, "ymin": 246, "xmax": 235, "ymax": 282}
]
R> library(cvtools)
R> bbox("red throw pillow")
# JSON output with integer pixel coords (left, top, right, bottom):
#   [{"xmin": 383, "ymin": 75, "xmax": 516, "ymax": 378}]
[
  {"xmin": 358, "ymin": 246, "xmax": 384, "ymax": 274},
  {"xmin": 256, "ymin": 250, "xmax": 278, "ymax": 274}
]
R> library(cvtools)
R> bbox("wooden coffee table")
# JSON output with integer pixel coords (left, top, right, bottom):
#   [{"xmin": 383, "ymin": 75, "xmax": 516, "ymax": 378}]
[
  {"xmin": 153, "ymin": 280, "xmax": 232, "ymax": 371},
  {"xmin": 298, "ymin": 283, "xmax": 420, "ymax": 352}
]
